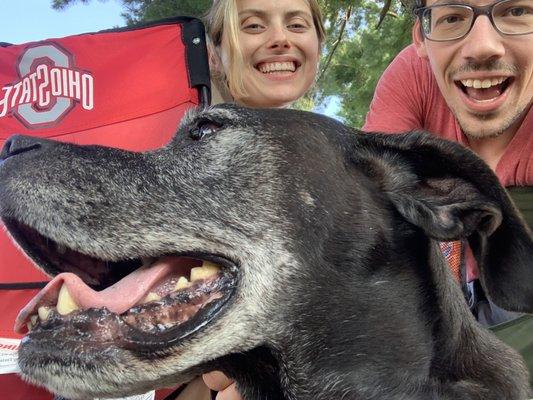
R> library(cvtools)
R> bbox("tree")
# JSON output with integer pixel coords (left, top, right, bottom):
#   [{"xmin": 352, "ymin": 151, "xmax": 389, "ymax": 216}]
[
  {"xmin": 52, "ymin": 0, "xmax": 414, "ymax": 127},
  {"xmin": 308, "ymin": 0, "xmax": 412, "ymax": 127}
]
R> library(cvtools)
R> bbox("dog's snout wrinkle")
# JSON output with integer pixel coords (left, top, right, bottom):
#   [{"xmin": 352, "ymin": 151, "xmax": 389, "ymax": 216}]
[{"xmin": 0, "ymin": 134, "xmax": 43, "ymax": 160}]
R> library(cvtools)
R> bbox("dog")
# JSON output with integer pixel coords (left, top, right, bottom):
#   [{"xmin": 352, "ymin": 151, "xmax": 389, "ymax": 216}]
[{"xmin": 0, "ymin": 104, "xmax": 532, "ymax": 400}]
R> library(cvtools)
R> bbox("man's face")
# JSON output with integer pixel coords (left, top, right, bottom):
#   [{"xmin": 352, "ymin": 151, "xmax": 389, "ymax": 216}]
[{"xmin": 414, "ymin": 0, "xmax": 533, "ymax": 139}]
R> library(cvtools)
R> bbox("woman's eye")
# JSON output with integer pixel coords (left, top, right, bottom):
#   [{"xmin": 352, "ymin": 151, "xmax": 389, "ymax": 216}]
[
  {"xmin": 288, "ymin": 23, "xmax": 307, "ymax": 30},
  {"xmin": 189, "ymin": 121, "xmax": 221, "ymax": 140}
]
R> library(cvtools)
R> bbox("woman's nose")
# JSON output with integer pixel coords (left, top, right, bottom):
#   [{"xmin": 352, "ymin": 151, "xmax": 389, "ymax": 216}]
[{"xmin": 267, "ymin": 24, "xmax": 291, "ymax": 49}]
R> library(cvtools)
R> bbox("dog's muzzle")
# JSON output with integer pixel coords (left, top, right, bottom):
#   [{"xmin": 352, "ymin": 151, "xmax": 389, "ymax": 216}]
[{"xmin": 10, "ymin": 220, "xmax": 238, "ymax": 346}]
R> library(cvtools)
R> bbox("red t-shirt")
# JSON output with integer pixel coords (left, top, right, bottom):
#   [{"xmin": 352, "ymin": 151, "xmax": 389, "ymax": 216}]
[{"xmin": 363, "ymin": 44, "xmax": 533, "ymax": 188}]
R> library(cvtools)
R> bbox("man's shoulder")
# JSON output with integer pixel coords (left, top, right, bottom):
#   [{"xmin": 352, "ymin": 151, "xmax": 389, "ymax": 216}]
[{"xmin": 389, "ymin": 44, "xmax": 431, "ymax": 78}]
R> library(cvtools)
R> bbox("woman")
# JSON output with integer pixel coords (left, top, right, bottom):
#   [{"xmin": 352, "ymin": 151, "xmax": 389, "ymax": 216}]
[
  {"xmin": 205, "ymin": 0, "xmax": 325, "ymax": 108},
  {"xmin": 191, "ymin": 0, "xmax": 325, "ymax": 398}
]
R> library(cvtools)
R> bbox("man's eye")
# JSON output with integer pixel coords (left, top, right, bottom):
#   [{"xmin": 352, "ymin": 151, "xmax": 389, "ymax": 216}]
[
  {"xmin": 506, "ymin": 7, "xmax": 527, "ymax": 17},
  {"xmin": 438, "ymin": 14, "xmax": 463, "ymax": 25},
  {"xmin": 189, "ymin": 120, "xmax": 222, "ymax": 140}
]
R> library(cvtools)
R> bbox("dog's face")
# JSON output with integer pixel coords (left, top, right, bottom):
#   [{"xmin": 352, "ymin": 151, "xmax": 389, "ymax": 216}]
[
  {"xmin": 0, "ymin": 105, "xmax": 361, "ymax": 397},
  {"xmin": 0, "ymin": 104, "xmax": 531, "ymax": 399}
]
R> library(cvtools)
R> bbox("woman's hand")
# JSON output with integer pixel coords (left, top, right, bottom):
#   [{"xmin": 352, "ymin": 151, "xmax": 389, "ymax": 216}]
[{"xmin": 202, "ymin": 371, "xmax": 243, "ymax": 400}]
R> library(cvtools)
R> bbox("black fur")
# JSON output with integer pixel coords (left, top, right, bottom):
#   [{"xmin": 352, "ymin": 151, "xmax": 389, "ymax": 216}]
[{"xmin": 0, "ymin": 105, "xmax": 531, "ymax": 399}]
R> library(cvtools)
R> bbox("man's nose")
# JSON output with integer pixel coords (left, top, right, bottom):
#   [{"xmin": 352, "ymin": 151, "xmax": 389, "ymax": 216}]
[{"xmin": 460, "ymin": 15, "xmax": 505, "ymax": 62}]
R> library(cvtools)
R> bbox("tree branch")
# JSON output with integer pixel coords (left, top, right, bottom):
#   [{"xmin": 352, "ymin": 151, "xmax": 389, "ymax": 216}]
[{"xmin": 317, "ymin": 5, "xmax": 352, "ymax": 84}]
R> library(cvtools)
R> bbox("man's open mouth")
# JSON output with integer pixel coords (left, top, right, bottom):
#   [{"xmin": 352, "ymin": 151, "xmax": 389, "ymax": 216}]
[
  {"xmin": 456, "ymin": 76, "xmax": 513, "ymax": 102},
  {"xmin": 7, "ymin": 219, "xmax": 238, "ymax": 346}
]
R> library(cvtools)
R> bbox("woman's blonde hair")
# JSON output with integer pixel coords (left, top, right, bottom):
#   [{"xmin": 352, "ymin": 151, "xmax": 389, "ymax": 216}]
[{"xmin": 204, "ymin": 0, "xmax": 326, "ymax": 101}]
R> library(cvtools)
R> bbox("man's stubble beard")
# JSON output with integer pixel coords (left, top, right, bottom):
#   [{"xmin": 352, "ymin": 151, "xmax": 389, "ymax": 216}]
[{"xmin": 457, "ymin": 102, "xmax": 530, "ymax": 140}]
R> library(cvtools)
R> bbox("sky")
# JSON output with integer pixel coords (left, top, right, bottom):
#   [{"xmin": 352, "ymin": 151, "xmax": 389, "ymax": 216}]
[{"xmin": 1, "ymin": 0, "xmax": 126, "ymax": 45}]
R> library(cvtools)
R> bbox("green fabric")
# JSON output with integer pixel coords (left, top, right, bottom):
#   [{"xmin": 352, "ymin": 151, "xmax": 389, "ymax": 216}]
[
  {"xmin": 491, "ymin": 315, "xmax": 533, "ymax": 388},
  {"xmin": 507, "ymin": 186, "xmax": 533, "ymax": 230}
]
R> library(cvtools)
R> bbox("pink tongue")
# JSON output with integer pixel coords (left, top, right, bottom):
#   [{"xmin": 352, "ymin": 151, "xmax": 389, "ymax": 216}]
[
  {"xmin": 15, "ymin": 257, "xmax": 200, "ymax": 333},
  {"xmin": 465, "ymin": 85, "xmax": 503, "ymax": 101}
]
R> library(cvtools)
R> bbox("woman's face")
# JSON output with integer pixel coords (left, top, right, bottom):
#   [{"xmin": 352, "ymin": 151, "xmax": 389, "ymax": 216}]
[{"xmin": 219, "ymin": 0, "xmax": 321, "ymax": 108}]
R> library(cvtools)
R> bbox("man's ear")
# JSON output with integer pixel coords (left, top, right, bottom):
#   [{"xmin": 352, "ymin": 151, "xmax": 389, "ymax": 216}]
[
  {"xmin": 412, "ymin": 20, "xmax": 428, "ymax": 58},
  {"xmin": 350, "ymin": 131, "xmax": 533, "ymax": 313}
]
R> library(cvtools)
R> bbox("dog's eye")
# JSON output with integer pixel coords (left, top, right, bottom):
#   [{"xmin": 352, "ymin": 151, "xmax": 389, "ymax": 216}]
[{"xmin": 189, "ymin": 120, "xmax": 222, "ymax": 140}]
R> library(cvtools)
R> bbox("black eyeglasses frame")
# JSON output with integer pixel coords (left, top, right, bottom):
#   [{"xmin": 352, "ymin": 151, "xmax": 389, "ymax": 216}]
[{"xmin": 414, "ymin": 0, "xmax": 533, "ymax": 42}]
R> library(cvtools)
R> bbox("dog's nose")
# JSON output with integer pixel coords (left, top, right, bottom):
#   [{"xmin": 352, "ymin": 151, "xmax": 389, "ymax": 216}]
[{"xmin": 0, "ymin": 134, "xmax": 43, "ymax": 161}]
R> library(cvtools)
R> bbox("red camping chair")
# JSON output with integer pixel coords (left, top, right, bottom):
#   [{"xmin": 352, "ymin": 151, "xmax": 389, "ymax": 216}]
[{"xmin": 0, "ymin": 16, "xmax": 211, "ymax": 400}]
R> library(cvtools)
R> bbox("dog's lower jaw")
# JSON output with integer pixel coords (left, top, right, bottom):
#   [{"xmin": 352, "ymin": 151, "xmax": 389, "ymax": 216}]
[{"xmin": 18, "ymin": 341, "xmax": 199, "ymax": 400}]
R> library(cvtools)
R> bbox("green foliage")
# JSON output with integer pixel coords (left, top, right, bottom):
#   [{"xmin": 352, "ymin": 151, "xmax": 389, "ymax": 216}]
[
  {"xmin": 52, "ymin": 0, "xmax": 211, "ymax": 21},
  {"xmin": 51, "ymin": 0, "xmax": 414, "ymax": 127},
  {"xmin": 312, "ymin": 0, "xmax": 413, "ymax": 127}
]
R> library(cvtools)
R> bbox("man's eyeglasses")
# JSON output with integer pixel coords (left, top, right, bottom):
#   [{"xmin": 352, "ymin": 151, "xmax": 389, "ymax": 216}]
[{"xmin": 414, "ymin": 0, "xmax": 533, "ymax": 42}]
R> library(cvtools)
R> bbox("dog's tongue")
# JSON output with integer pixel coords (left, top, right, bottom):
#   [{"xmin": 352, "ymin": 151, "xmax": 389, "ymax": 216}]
[
  {"xmin": 15, "ymin": 257, "xmax": 192, "ymax": 333},
  {"xmin": 465, "ymin": 85, "xmax": 503, "ymax": 101}
]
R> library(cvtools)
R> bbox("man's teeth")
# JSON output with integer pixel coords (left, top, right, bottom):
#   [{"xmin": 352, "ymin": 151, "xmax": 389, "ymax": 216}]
[
  {"xmin": 258, "ymin": 61, "xmax": 296, "ymax": 73},
  {"xmin": 460, "ymin": 77, "xmax": 506, "ymax": 89}
]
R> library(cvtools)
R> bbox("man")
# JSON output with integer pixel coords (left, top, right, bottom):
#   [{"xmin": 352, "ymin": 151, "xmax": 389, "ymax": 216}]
[{"xmin": 364, "ymin": 0, "xmax": 532, "ymax": 385}]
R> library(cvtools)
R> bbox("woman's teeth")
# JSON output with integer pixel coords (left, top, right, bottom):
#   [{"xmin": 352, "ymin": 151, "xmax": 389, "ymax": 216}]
[
  {"xmin": 258, "ymin": 61, "xmax": 296, "ymax": 73},
  {"xmin": 460, "ymin": 77, "xmax": 506, "ymax": 89}
]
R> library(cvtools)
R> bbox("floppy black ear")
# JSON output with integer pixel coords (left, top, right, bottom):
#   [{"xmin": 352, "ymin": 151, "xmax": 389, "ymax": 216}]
[{"xmin": 351, "ymin": 131, "xmax": 533, "ymax": 313}]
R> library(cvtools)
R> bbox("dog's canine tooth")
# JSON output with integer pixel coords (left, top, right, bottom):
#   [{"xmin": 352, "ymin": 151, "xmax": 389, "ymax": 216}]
[
  {"xmin": 38, "ymin": 306, "xmax": 52, "ymax": 321},
  {"xmin": 143, "ymin": 292, "xmax": 161, "ymax": 303},
  {"xmin": 175, "ymin": 276, "xmax": 190, "ymax": 290},
  {"xmin": 190, "ymin": 261, "xmax": 221, "ymax": 282},
  {"xmin": 57, "ymin": 284, "xmax": 80, "ymax": 315}
]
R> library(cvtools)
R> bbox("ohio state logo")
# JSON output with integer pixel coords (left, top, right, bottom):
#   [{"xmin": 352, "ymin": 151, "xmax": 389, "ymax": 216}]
[{"xmin": 0, "ymin": 42, "xmax": 94, "ymax": 128}]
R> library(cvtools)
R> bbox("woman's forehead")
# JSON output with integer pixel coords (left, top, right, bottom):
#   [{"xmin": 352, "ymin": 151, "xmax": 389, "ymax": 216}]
[{"xmin": 237, "ymin": 0, "xmax": 313, "ymax": 16}]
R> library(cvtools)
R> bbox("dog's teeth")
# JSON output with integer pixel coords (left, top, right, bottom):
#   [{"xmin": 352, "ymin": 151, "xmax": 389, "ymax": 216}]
[
  {"xmin": 38, "ymin": 306, "xmax": 53, "ymax": 321},
  {"xmin": 143, "ymin": 292, "xmax": 161, "ymax": 303},
  {"xmin": 27, "ymin": 315, "xmax": 38, "ymax": 331},
  {"xmin": 190, "ymin": 261, "xmax": 221, "ymax": 282},
  {"xmin": 175, "ymin": 276, "xmax": 190, "ymax": 290},
  {"xmin": 57, "ymin": 284, "xmax": 80, "ymax": 315}
]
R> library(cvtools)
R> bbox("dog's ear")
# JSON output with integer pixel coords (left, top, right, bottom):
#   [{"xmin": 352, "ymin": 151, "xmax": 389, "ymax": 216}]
[{"xmin": 350, "ymin": 131, "xmax": 533, "ymax": 313}]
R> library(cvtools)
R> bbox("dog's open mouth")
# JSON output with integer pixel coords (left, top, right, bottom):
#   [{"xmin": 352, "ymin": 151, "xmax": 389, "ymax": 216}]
[{"xmin": 8, "ymin": 220, "xmax": 238, "ymax": 346}]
